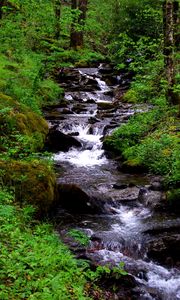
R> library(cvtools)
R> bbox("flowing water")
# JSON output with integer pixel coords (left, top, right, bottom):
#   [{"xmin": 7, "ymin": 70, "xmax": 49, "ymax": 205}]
[{"xmin": 46, "ymin": 67, "xmax": 180, "ymax": 300}]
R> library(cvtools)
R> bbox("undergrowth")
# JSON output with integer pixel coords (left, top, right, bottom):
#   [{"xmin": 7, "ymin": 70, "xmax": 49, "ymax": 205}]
[
  {"xmin": 104, "ymin": 107, "xmax": 180, "ymax": 188},
  {"xmin": 0, "ymin": 189, "xmax": 128, "ymax": 300}
]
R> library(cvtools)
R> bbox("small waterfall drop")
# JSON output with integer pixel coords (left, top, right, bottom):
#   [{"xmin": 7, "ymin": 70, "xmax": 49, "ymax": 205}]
[{"xmin": 46, "ymin": 66, "xmax": 180, "ymax": 300}]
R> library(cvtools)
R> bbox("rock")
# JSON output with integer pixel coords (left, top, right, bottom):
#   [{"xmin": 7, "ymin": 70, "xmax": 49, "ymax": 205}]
[
  {"xmin": 98, "ymin": 63, "xmax": 114, "ymax": 74},
  {"xmin": 72, "ymin": 104, "xmax": 87, "ymax": 114},
  {"xmin": 69, "ymin": 132, "xmax": 79, "ymax": 137},
  {"xmin": 97, "ymin": 102, "xmax": 115, "ymax": 110},
  {"xmin": 149, "ymin": 177, "xmax": 163, "ymax": 191},
  {"xmin": 60, "ymin": 108, "xmax": 72, "ymax": 114},
  {"xmin": 113, "ymin": 184, "xmax": 129, "ymax": 190},
  {"xmin": 57, "ymin": 67, "xmax": 81, "ymax": 84},
  {"xmin": 0, "ymin": 93, "xmax": 48, "ymax": 152},
  {"xmin": 80, "ymin": 76, "xmax": 100, "ymax": 90},
  {"xmin": 146, "ymin": 234, "xmax": 180, "ymax": 267},
  {"xmin": 0, "ymin": 159, "xmax": 56, "ymax": 216},
  {"xmin": 46, "ymin": 127, "xmax": 81, "ymax": 152},
  {"xmin": 89, "ymin": 116, "xmax": 101, "ymax": 124},
  {"xmin": 138, "ymin": 188, "xmax": 163, "ymax": 209},
  {"xmin": 110, "ymin": 187, "xmax": 140, "ymax": 203},
  {"xmin": 57, "ymin": 184, "xmax": 104, "ymax": 214}
]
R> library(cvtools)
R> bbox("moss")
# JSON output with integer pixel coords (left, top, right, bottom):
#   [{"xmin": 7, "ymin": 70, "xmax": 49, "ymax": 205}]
[
  {"xmin": 0, "ymin": 159, "xmax": 57, "ymax": 215},
  {"xmin": 0, "ymin": 93, "xmax": 49, "ymax": 152},
  {"xmin": 123, "ymin": 89, "xmax": 139, "ymax": 103}
]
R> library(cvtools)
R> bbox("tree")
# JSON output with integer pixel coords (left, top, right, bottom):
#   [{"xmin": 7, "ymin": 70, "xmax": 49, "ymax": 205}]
[
  {"xmin": 163, "ymin": 0, "xmax": 179, "ymax": 105},
  {"xmin": 0, "ymin": 1, "xmax": 5, "ymax": 19},
  {"xmin": 70, "ymin": 0, "xmax": 88, "ymax": 49},
  {"xmin": 53, "ymin": 0, "xmax": 61, "ymax": 39}
]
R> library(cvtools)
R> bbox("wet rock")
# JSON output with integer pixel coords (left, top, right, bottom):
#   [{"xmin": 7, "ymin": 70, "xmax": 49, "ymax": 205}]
[
  {"xmin": 146, "ymin": 234, "xmax": 180, "ymax": 267},
  {"xmin": 57, "ymin": 184, "xmax": 95, "ymax": 213},
  {"xmin": 112, "ymin": 187, "xmax": 140, "ymax": 203},
  {"xmin": 138, "ymin": 188, "xmax": 163, "ymax": 209},
  {"xmin": 44, "ymin": 111, "xmax": 65, "ymax": 121},
  {"xmin": 69, "ymin": 132, "xmax": 79, "ymax": 136},
  {"xmin": 89, "ymin": 116, "xmax": 101, "ymax": 124},
  {"xmin": 97, "ymin": 102, "xmax": 115, "ymax": 110},
  {"xmin": 72, "ymin": 104, "xmax": 87, "ymax": 114},
  {"xmin": 149, "ymin": 177, "xmax": 163, "ymax": 191},
  {"xmin": 57, "ymin": 184, "xmax": 109, "ymax": 214},
  {"xmin": 113, "ymin": 183, "xmax": 129, "ymax": 190},
  {"xmin": 46, "ymin": 127, "xmax": 81, "ymax": 152},
  {"xmin": 80, "ymin": 76, "xmax": 101, "ymax": 90},
  {"xmin": 57, "ymin": 67, "xmax": 81, "ymax": 84},
  {"xmin": 60, "ymin": 108, "xmax": 72, "ymax": 114},
  {"xmin": 94, "ymin": 272, "xmax": 139, "ymax": 300},
  {"xmin": 98, "ymin": 63, "xmax": 114, "ymax": 74},
  {"xmin": 86, "ymin": 99, "xmax": 96, "ymax": 104}
]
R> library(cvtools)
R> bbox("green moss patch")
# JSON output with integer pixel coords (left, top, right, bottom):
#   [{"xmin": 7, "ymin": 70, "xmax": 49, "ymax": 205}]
[
  {"xmin": 0, "ymin": 159, "xmax": 56, "ymax": 215},
  {"xmin": 0, "ymin": 93, "xmax": 49, "ymax": 156}
]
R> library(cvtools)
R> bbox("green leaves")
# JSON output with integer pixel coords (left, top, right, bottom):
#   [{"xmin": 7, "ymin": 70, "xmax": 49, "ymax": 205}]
[{"xmin": 0, "ymin": 189, "xmax": 89, "ymax": 300}]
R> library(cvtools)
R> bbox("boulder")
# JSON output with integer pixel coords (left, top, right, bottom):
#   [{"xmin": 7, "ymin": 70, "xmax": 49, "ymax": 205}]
[
  {"xmin": 138, "ymin": 188, "xmax": 163, "ymax": 209},
  {"xmin": 149, "ymin": 177, "xmax": 163, "ymax": 191},
  {"xmin": 97, "ymin": 102, "xmax": 115, "ymax": 110},
  {"xmin": 46, "ymin": 127, "xmax": 81, "ymax": 152},
  {"xmin": 0, "ymin": 159, "xmax": 56, "ymax": 216},
  {"xmin": 57, "ymin": 184, "xmax": 103, "ymax": 214},
  {"xmin": 146, "ymin": 234, "xmax": 180, "ymax": 267},
  {"xmin": 98, "ymin": 63, "xmax": 114, "ymax": 74},
  {"xmin": 57, "ymin": 67, "xmax": 81, "ymax": 84}
]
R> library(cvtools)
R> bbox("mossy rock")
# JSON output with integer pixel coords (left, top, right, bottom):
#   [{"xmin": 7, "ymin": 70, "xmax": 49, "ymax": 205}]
[
  {"xmin": 0, "ymin": 93, "xmax": 48, "ymax": 151},
  {"xmin": 0, "ymin": 159, "xmax": 57, "ymax": 215}
]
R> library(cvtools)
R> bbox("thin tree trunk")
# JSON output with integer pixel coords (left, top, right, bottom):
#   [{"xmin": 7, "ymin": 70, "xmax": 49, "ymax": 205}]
[
  {"xmin": 173, "ymin": 1, "xmax": 179, "ymax": 49},
  {"xmin": 70, "ymin": 0, "xmax": 88, "ymax": 49},
  {"xmin": 77, "ymin": 0, "xmax": 88, "ymax": 48},
  {"xmin": 70, "ymin": 0, "xmax": 78, "ymax": 49},
  {"xmin": 163, "ymin": 0, "xmax": 177, "ymax": 105},
  {"xmin": 0, "ymin": 0, "xmax": 5, "ymax": 19},
  {"xmin": 54, "ymin": 0, "xmax": 61, "ymax": 40}
]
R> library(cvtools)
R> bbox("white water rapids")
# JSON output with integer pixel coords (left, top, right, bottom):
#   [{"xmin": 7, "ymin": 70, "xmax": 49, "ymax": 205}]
[{"xmin": 52, "ymin": 68, "xmax": 180, "ymax": 300}]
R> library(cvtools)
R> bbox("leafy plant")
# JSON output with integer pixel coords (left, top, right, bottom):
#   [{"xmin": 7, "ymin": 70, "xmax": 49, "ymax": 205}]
[{"xmin": 68, "ymin": 229, "xmax": 90, "ymax": 246}]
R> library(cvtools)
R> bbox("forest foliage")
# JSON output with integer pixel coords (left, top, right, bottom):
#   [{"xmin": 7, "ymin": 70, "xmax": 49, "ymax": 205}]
[{"xmin": 0, "ymin": 0, "xmax": 180, "ymax": 298}]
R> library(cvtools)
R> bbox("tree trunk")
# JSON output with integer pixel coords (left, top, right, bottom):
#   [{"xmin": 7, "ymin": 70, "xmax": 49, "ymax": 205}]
[
  {"xmin": 163, "ymin": 0, "xmax": 179, "ymax": 105},
  {"xmin": 70, "ymin": 0, "xmax": 88, "ymax": 49},
  {"xmin": 0, "ymin": 0, "xmax": 5, "ymax": 19},
  {"xmin": 54, "ymin": 0, "xmax": 61, "ymax": 40},
  {"xmin": 173, "ymin": 1, "xmax": 180, "ymax": 49},
  {"xmin": 70, "ymin": 0, "xmax": 78, "ymax": 49}
]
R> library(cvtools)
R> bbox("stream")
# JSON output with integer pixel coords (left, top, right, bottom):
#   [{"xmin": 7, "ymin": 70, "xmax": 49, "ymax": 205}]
[{"xmin": 44, "ymin": 65, "xmax": 180, "ymax": 300}]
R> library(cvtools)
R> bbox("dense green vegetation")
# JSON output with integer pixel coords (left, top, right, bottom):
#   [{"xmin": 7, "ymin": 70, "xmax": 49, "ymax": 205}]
[
  {"xmin": 0, "ymin": 0, "xmax": 180, "ymax": 298},
  {"xmin": 0, "ymin": 189, "xmax": 89, "ymax": 299}
]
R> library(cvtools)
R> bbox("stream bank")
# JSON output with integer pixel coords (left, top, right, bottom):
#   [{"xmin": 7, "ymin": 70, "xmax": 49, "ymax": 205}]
[{"xmin": 44, "ymin": 65, "xmax": 180, "ymax": 300}]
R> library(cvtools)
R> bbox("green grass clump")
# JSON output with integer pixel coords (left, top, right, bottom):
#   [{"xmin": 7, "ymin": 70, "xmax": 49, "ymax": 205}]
[
  {"xmin": 104, "ymin": 108, "xmax": 180, "ymax": 188},
  {"xmin": 104, "ymin": 108, "xmax": 165, "ymax": 153},
  {"xmin": 68, "ymin": 229, "xmax": 90, "ymax": 246},
  {"xmin": 0, "ymin": 189, "xmax": 90, "ymax": 300}
]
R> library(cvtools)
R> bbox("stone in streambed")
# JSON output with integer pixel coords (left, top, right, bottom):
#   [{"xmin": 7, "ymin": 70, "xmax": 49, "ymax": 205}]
[
  {"xmin": 97, "ymin": 102, "xmax": 115, "ymax": 110},
  {"xmin": 46, "ymin": 127, "xmax": 81, "ymax": 152},
  {"xmin": 138, "ymin": 188, "xmax": 163, "ymax": 209},
  {"xmin": 146, "ymin": 234, "xmax": 180, "ymax": 267},
  {"xmin": 57, "ymin": 184, "xmax": 103, "ymax": 214},
  {"xmin": 118, "ymin": 187, "xmax": 140, "ymax": 201}
]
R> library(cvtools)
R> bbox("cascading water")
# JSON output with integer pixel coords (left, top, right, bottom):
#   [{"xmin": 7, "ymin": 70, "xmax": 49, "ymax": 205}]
[
  {"xmin": 46, "ymin": 66, "xmax": 180, "ymax": 300},
  {"xmin": 54, "ymin": 124, "xmax": 107, "ymax": 167}
]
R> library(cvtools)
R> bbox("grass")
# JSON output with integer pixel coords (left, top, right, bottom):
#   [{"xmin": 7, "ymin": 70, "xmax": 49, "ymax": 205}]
[{"xmin": 104, "ymin": 107, "xmax": 180, "ymax": 188}]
